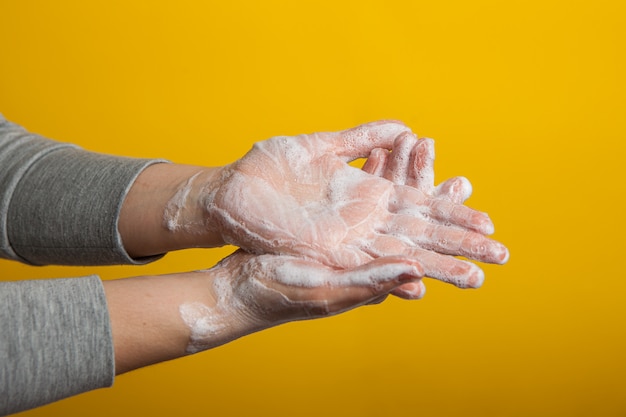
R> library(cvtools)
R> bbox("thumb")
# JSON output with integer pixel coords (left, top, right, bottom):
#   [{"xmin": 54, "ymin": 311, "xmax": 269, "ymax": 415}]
[
  {"xmin": 296, "ymin": 256, "xmax": 424, "ymax": 315},
  {"xmin": 362, "ymin": 147, "xmax": 390, "ymax": 177},
  {"xmin": 320, "ymin": 120, "xmax": 412, "ymax": 162},
  {"xmin": 435, "ymin": 176, "xmax": 473, "ymax": 204}
]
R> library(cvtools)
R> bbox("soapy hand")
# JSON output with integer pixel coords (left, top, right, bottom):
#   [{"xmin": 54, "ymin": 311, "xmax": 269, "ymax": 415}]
[
  {"xmin": 362, "ymin": 133, "xmax": 509, "ymax": 298},
  {"xmin": 185, "ymin": 121, "xmax": 508, "ymax": 290},
  {"xmin": 362, "ymin": 134, "xmax": 473, "ymax": 204},
  {"xmin": 180, "ymin": 249, "xmax": 424, "ymax": 353}
]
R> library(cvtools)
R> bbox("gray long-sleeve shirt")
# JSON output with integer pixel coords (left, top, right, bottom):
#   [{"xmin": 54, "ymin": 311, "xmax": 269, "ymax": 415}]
[{"xmin": 0, "ymin": 114, "xmax": 163, "ymax": 415}]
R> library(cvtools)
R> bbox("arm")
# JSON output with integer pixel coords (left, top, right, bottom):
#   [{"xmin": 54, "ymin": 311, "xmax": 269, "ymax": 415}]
[
  {"xmin": 1, "ymin": 252, "xmax": 422, "ymax": 414},
  {"xmin": 105, "ymin": 250, "xmax": 424, "ymax": 375},
  {"xmin": 0, "ymin": 113, "xmax": 165, "ymax": 266},
  {"xmin": 0, "ymin": 277, "xmax": 114, "ymax": 415},
  {"xmin": 1, "ymin": 114, "xmax": 507, "ymax": 284},
  {"xmin": 117, "ymin": 163, "xmax": 222, "ymax": 257},
  {"xmin": 119, "ymin": 121, "xmax": 508, "ymax": 290}
]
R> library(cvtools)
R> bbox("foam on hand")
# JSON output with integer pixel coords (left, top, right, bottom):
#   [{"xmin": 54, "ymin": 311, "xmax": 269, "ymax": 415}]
[{"xmin": 168, "ymin": 121, "xmax": 509, "ymax": 296}]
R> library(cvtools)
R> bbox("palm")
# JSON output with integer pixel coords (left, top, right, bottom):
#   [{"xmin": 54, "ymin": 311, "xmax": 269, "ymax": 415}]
[
  {"xmin": 211, "ymin": 136, "xmax": 396, "ymax": 268},
  {"xmin": 205, "ymin": 123, "xmax": 504, "ymax": 275},
  {"xmin": 219, "ymin": 250, "xmax": 425, "ymax": 327}
]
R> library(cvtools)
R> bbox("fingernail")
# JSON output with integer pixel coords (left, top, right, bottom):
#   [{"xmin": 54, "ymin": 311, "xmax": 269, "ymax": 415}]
[
  {"xmin": 416, "ymin": 281, "xmax": 426, "ymax": 299},
  {"xmin": 467, "ymin": 267, "xmax": 485, "ymax": 289},
  {"xmin": 499, "ymin": 247, "xmax": 510, "ymax": 264},
  {"xmin": 481, "ymin": 215, "xmax": 495, "ymax": 235},
  {"xmin": 396, "ymin": 282, "xmax": 426, "ymax": 299}
]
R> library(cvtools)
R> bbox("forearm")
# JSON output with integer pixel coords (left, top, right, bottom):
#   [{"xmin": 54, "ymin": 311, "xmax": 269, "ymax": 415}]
[
  {"xmin": 118, "ymin": 164, "xmax": 227, "ymax": 259},
  {"xmin": 103, "ymin": 269, "xmax": 258, "ymax": 375},
  {"xmin": 102, "ymin": 250, "xmax": 424, "ymax": 376},
  {"xmin": 103, "ymin": 274, "xmax": 196, "ymax": 375},
  {"xmin": 0, "ymin": 114, "xmax": 166, "ymax": 266}
]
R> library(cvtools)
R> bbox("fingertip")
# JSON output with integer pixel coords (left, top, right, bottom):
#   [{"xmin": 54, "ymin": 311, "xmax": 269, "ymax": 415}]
[
  {"xmin": 478, "ymin": 214, "xmax": 495, "ymax": 235},
  {"xmin": 396, "ymin": 264, "xmax": 424, "ymax": 283},
  {"xmin": 396, "ymin": 130, "xmax": 418, "ymax": 140},
  {"xmin": 467, "ymin": 266, "xmax": 485, "ymax": 289},
  {"xmin": 391, "ymin": 281, "xmax": 426, "ymax": 300},
  {"xmin": 362, "ymin": 148, "xmax": 389, "ymax": 176},
  {"xmin": 376, "ymin": 121, "xmax": 413, "ymax": 143},
  {"xmin": 406, "ymin": 259, "xmax": 425, "ymax": 278},
  {"xmin": 499, "ymin": 247, "xmax": 511, "ymax": 264},
  {"xmin": 378, "ymin": 257, "xmax": 424, "ymax": 285},
  {"xmin": 393, "ymin": 131, "xmax": 419, "ymax": 153},
  {"xmin": 376, "ymin": 255, "xmax": 425, "ymax": 278},
  {"xmin": 413, "ymin": 280, "xmax": 427, "ymax": 299},
  {"xmin": 416, "ymin": 136, "xmax": 435, "ymax": 157},
  {"xmin": 351, "ymin": 256, "xmax": 424, "ymax": 289},
  {"xmin": 371, "ymin": 147, "xmax": 390, "ymax": 158},
  {"xmin": 434, "ymin": 176, "xmax": 472, "ymax": 204},
  {"xmin": 456, "ymin": 176, "xmax": 473, "ymax": 200},
  {"xmin": 418, "ymin": 280, "xmax": 426, "ymax": 298}
]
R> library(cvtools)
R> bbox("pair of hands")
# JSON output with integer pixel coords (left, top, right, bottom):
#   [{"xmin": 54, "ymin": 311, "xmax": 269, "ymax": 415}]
[{"xmin": 166, "ymin": 121, "xmax": 508, "ymax": 353}]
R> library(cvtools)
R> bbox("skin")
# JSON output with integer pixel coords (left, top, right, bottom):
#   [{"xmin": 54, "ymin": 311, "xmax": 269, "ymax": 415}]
[
  {"xmin": 6, "ymin": 121, "xmax": 508, "ymax": 414},
  {"xmin": 362, "ymin": 133, "xmax": 508, "ymax": 297},
  {"xmin": 104, "ymin": 251, "xmax": 424, "ymax": 374},
  {"xmin": 109, "ymin": 121, "xmax": 509, "ymax": 374},
  {"xmin": 119, "ymin": 121, "xmax": 508, "ymax": 291}
]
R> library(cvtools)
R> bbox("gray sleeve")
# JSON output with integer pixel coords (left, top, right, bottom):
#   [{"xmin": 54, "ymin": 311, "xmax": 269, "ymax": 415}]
[
  {"xmin": 0, "ymin": 113, "xmax": 167, "ymax": 265},
  {"xmin": 0, "ymin": 276, "xmax": 114, "ymax": 416}
]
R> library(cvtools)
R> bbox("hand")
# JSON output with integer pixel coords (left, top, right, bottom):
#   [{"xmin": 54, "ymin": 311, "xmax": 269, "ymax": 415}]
[
  {"xmin": 363, "ymin": 134, "xmax": 473, "ymax": 204},
  {"xmin": 106, "ymin": 248, "xmax": 424, "ymax": 373},
  {"xmin": 179, "ymin": 249, "xmax": 425, "ymax": 354},
  {"xmin": 167, "ymin": 121, "xmax": 505, "ymax": 288},
  {"xmin": 362, "ymin": 132, "xmax": 509, "ymax": 298}
]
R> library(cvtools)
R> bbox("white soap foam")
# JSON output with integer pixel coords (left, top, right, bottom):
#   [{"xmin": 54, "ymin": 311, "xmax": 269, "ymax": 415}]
[
  {"xmin": 163, "ymin": 171, "xmax": 202, "ymax": 232},
  {"xmin": 179, "ymin": 301, "xmax": 227, "ymax": 354}
]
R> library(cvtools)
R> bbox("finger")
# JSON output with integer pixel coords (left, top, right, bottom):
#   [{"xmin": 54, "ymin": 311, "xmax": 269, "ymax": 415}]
[
  {"xmin": 415, "ymin": 249, "xmax": 486, "ymax": 289},
  {"xmin": 272, "ymin": 256, "xmax": 424, "ymax": 315},
  {"xmin": 407, "ymin": 137, "xmax": 436, "ymax": 193},
  {"xmin": 366, "ymin": 294, "xmax": 390, "ymax": 305},
  {"xmin": 391, "ymin": 186, "xmax": 495, "ymax": 235},
  {"xmin": 386, "ymin": 215, "xmax": 509, "ymax": 264},
  {"xmin": 321, "ymin": 120, "xmax": 412, "ymax": 161},
  {"xmin": 364, "ymin": 235, "xmax": 487, "ymax": 288},
  {"xmin": 435, "ymin": 176, "xmax": 473, "ymax": 204},
  {"xmin": 383, "ymin": 132, "xmax": 417, "ymax": 185},
  {"xmin": 362, "ymin": 148, "xmax": 390, "ymax": 177},
  {"xmin": 325, "ymin": 256, "xmax": 424, "ymax": 311},
  {"xmin": 391, "ymin": 281, "xmax": 427, "ymax": 300},
  {"xmin": 426, "ymin": 198, "xmax": 495, "ymax": 235}
]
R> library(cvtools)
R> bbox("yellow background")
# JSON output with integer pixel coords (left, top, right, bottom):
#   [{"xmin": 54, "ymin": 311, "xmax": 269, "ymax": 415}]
[{"xmin": 1, "ymin": 0, "xmax": 624, "ymax": 416}]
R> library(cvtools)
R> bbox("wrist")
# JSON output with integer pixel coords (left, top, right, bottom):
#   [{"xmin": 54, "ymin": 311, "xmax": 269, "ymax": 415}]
[
  {"xmin": 105, "ymin": 268, "xmax": 265, "ymax": 374},
  {"xmin": 179, "ymin": 267, "xmax": 269, "ymax": 354},
  {"xmin": 161, "ymin": 166, "xmax": 225, "ymax": 248},
  {"xmin": 119, "ymin": 164, "xmax": 226, "ymax": 258}
]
